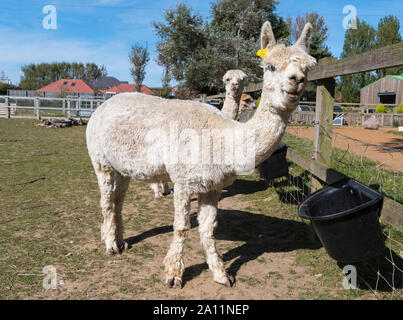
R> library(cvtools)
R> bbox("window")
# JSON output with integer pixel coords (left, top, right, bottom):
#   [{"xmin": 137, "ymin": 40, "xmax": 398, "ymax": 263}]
[
  {"xmin": 71, "ymin": 82, "xmax": 76, "ymax": 87},
  {"xmin": 63, "ymin": 81, "xmax": 68, "ymax": 85}
]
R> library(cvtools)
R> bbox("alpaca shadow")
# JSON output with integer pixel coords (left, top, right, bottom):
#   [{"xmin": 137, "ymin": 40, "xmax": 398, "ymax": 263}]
[
  {"xmin": 221, "ymin": 178, "xmax": 268, "ymax": 199},
  {"xmin": 272, "ymin": 171, "xmax": 312, "ymax": 206},
  {"xmin": 124, "ymin": 209, "xmax": 321, "ymax": 287},
  {"xmin": 182, "ymin": 209, "xmax": 322, "ymax": 286},
  {"xmin": 336, "ymin": 246, "xmax": 403, "ymax": 292},
  {"xmin": 124, "ymin": 215, "xmax": 199, "ymax": 247}
]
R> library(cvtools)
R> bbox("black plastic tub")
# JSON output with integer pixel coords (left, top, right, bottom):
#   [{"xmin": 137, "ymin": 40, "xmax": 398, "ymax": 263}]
[
  {"xmin": 258, "ymin": 142, "xmax": 289, "ymax": 180},
  {"xmin": 298, "ymin": 179, "xmax": 385, "ymax": 263}
]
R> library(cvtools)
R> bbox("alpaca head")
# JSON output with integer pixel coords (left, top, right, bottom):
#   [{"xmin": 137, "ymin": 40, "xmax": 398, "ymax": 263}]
[
  {"xmin": 223, "ymin": 70, "xmax": 248, "ymax": 98},
  {"xmin": 259, "ymin": 21, "xmax": 317, "ymax": 113}
]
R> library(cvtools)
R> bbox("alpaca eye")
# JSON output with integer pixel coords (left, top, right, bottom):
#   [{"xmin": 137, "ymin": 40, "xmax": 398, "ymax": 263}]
[{"xmin": 267, "ymin": 64, "xmax": 276, "ymax": 72}]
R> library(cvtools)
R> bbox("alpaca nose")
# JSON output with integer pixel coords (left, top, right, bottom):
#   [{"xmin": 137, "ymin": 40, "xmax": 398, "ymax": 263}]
[{"xmin": 289, "ymin": 74, "xmax": 306, "ymax": 85}]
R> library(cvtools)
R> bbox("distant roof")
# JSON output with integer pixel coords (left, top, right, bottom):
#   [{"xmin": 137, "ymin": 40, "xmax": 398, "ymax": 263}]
[
  {"xmin": 37, "ymin": 79, "xmax": 94, "ymax": 93},
  {"xmin": 89, "ymin": 76, "xmax": 124, "ymax": 90},
  {"xmin": 105, "ymin": 83, "xmax": 155, "ymax": 95},
  {"xmin": 361, "ymin": 75, "xmax": 403, "ymax": 91}
]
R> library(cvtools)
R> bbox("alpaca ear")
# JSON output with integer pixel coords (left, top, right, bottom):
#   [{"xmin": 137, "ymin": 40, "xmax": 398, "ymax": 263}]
[
  {"xmin": 296, "ymin": 23, "xmax": 313, "ymax": 52},
  {"xmin": 260, "ymin": 21, "xmax": 276, "ymax": 50}
]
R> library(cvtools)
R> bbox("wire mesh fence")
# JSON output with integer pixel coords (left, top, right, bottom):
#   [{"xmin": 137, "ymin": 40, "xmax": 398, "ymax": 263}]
[{"xmin": 269, "ymin": 121, "xmax": 403, "ymax": 299}]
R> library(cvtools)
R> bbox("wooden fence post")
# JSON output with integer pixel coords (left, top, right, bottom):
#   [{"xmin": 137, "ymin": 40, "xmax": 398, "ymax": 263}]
[
  {"xmin": 312, "ymin": 78, "xmax": 335, "ymax": 192},
  {"xmin": 5, "ymin": 97, "xmax": 10, "ymax": 118},
  {"xmin": 67, "ymin": 100, "xmax": 71, "ymax": 118},
  {"xmin": 34, "ymin": 97, "xmax": 41, "ymax": 120},
  {"xmin": 62, "ymin": 99, "xmax": 66, "ymax": 116}
]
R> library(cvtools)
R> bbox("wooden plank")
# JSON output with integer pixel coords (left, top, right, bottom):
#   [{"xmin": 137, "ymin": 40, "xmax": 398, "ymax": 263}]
[
  {"xmin": 287, "ymin": 149, "xmax": 347, "ymax": 184},
  {"xmin": 286, "ymin": 148, "xmax": 403, "ymax": 232},
  {"xmin": 308, "ymin": 42, "xmax": 403, "ymax": 81}
]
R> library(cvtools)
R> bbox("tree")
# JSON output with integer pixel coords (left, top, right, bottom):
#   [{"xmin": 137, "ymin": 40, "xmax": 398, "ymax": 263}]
[
  {"xmin": 153, "ymin": 0, "xmax": 289, "ymax": 94},
  {"xmin": 286, "ymin": 11, "xmax": 332, "ymax": 61},
  {"xmin": 338, "ymin": 18, "xmax": 376, "ymax": 102},
  {"xmin": 375, "ymin": 15, "xmax": 403, "ymax": 78},
  {"xmin": 19, "ymin": 62, "xmax": 107, "ymax": 90},
  {"xmin": 153, "ymin": 3, "xmax": 206, "ymax": 82},
  {"xmin": 129, "ymin": 44, "xmax": 150, "ymax": 92}
]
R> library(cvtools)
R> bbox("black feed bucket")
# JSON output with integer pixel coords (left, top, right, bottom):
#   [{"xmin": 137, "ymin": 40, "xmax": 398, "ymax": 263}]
[
  {"xmin": 298, "ymin": 179, "xmax": 385, "ymax": 263},
  {"xmin": 258, "ymin": 142, "xmax": 289, "ymax": 180}
]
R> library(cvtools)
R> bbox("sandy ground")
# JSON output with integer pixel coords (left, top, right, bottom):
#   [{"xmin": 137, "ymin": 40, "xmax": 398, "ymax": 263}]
[{"xmin": 286, "ymin": 127, "xmax": 403, "ymax": 171}]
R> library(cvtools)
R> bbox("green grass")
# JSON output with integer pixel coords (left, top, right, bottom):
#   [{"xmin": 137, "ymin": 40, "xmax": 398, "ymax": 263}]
[
  {"xmin": 0, "ymin": 119, "xmax": 401, "ymax": 300},
  {"xmin": 387, "ymin": 130, "xmax": 403, "ymax": 136}
]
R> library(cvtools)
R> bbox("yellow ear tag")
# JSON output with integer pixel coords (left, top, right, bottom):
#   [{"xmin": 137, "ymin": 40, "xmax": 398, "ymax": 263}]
[{"xmin": 256, "ymin": 47, "xmax": 269, "ymax": 59}]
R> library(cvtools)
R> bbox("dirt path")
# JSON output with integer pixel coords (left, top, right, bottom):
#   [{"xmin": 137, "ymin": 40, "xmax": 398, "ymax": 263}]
[{"xmin": 286, "ymin": 127, "xmax": 403, "ymax": 171}]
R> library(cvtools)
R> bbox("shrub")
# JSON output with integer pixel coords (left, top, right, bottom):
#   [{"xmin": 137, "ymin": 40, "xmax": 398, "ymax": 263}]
[
  {"xmin": 398, "ymin": 103, "xmax": 403, "ymax": 114},
  {"xmin": 376, "ymin": 104, "xmax": 385, "ymax": 113}
]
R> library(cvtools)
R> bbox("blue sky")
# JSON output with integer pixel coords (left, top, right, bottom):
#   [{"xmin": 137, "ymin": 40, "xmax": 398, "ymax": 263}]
[{"xmin": 0, "ymin": 0, "xmax": 402, "ymax": 87}]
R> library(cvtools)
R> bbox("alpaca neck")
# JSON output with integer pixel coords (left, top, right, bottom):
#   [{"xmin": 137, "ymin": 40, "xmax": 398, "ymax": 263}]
[
  {"xmin": 244, "ymin": 90, "xmax": 293, "ymax": 167},
  {"xmin": 221, "ymin": 92, "xmax": 242, "ymax": 120}
]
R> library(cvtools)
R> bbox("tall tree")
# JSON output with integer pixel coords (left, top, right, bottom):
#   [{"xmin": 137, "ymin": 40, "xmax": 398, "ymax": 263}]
[
  {"xmin": 375, "ymin": 15, "xmax": 403, "ymax": 78},
  {"xmin": 338, "ymin": 18, "xmax": 377, "ymax": 102},
  {"xmin": 286, "ymin": 11, "xmax": 332, "ymax": 61},
  {"xmin": 129, "ymin": 43, "xmax": 150, "ymax": 92},
  {"xmin": 153, "ymin": 3, "xmax": 206, "ymax": 82}
]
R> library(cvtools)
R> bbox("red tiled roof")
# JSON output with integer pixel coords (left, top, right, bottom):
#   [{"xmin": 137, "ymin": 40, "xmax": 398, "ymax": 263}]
[
  {"xmin": 105, "ymin": 83, "xmax": 155, "ymax": 95},
  {"xmin": 37, "ymin": 79, "xmax": 94, "ymax": 94}
]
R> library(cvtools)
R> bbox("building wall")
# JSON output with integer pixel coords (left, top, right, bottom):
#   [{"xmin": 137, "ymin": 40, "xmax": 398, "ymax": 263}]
[{"xmin": 360, "ymin": 77, "xmax": 403, "ymax": 105}]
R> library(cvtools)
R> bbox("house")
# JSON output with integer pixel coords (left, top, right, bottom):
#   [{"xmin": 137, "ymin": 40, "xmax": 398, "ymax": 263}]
[
  {"xmin": 37, "ymin": 79, "xmax": 94, "ymax": 97},
  {"xmin": 104, "ymin": 83, "xmax": 155, "ymax": 96},
  {"xmin": 360, "ymin": 75, "xmax": 403, "ymax": 106},
  {"xmin": 89, "ymin": 76, "xmax": 128, "ymax": 92}
]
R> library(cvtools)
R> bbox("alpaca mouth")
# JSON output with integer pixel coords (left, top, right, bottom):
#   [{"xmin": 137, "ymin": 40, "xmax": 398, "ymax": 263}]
[{"xmin": 283, "ymin": 90, "xmax": 299, "ymax": 99}]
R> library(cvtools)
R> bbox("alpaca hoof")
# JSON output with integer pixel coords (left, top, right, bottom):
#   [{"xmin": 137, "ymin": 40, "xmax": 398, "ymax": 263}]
[
  {"xmin": 214, "ymin": 273, "xmax": 235, "ymax": 287},
  {"xmin": 119, "ymin": 241, "xmax": 129, "ymax": 251},
  {"xmin": 225, "ymin": 274, "xmax": 236, "ymax": 287},
  {"xmin": 106, "ymin": 246, "xmax": 121, "ymax": 255},
  {"xmin": 106, "ymin": 241, "xmax": 127, "ymax": 255},
  {"xmin": 165, "ymin": 277, "xmax": 182, "ymax": 289}
]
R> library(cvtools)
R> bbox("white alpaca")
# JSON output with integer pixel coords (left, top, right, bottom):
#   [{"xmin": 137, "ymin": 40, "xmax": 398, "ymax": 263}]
[
  {"xmin": 221, "ymin": 70, "xmax": 248, "ymax": 120},
  {"xmin": 86, "ymin": 21, "xmax": 316, "ymax": 288}
]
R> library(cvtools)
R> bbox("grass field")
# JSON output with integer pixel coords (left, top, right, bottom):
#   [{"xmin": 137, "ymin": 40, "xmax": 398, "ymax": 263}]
[{"xmin": 0, "ymin": 119, "xmax": 402, "ymax": 300}]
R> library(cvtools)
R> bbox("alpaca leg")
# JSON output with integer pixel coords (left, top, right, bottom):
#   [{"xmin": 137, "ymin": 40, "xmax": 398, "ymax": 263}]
[
  {"xmin": 150, "ymin": 182, "xmax": 171, "ymax": 198},
  {"xmin": 198, "ymin": 190, "xmax": 233, "ymax": 286},
  {"xmin": 113, "ymin": 171, "xmax": 131, "ymax": 251},
  {"xmin": 93, "ymin": 163, "xmax": 121, "ymax": 255},
  {"xmin": 161, "ymin": 182, "xmax": 171, "ymax": 196},
  {"xmin": 163, "ymin": 184, "xmax": 191, "ymax": 288},
  {"xmin": 150, "ymin": 183, "xmax": 163, "ymax": 198}
]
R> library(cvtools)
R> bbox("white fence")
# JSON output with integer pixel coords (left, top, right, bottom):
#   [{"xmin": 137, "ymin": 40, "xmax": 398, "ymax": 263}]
[{"xmin": 0, "ymin": 95, "xmax": 105, "ymax": 119}]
